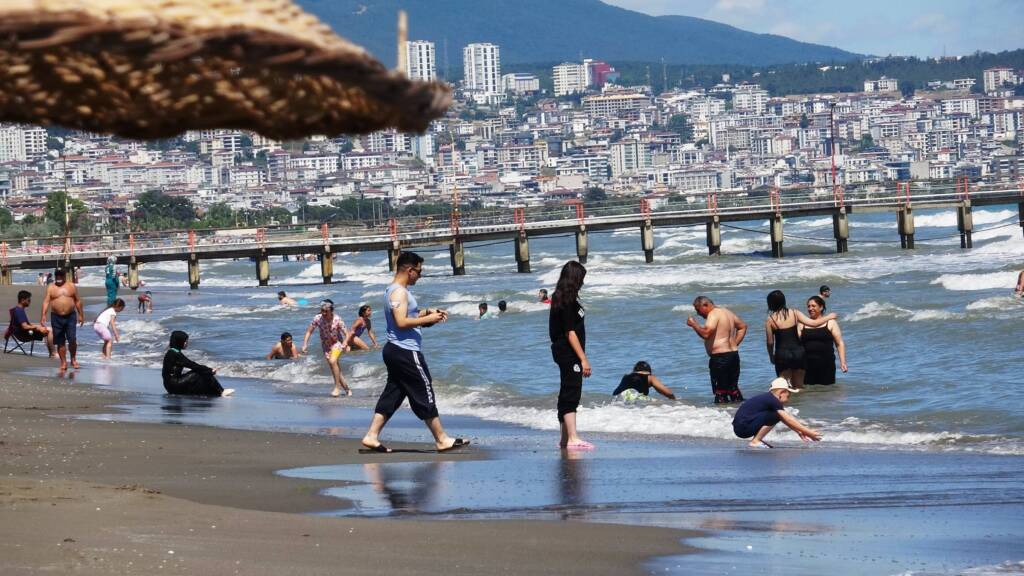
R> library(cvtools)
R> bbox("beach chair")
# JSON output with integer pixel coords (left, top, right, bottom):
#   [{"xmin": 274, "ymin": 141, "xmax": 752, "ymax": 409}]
[{"xmin": 4, "ymin": 307, "xmax": 36, "ymax": 356}]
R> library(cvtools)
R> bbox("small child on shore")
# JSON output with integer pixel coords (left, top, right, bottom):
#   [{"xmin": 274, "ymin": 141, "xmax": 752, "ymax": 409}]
[{"xmin": 94, "ymin": 298, "xmax": 125, "ymax": 359}]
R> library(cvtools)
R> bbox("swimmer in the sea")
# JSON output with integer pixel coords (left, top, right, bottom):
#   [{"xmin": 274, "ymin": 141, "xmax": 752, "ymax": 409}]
[
  {"xmin": 343, "ymin": 305, "xmax": 378, "ymax": 351},
  {"xmin": 538, "ymin": 289, "xmax": 551, "ymax": 305},
  {"xmin": 301, "ymin": 300, "xmax": 351, "ymax": 397},
  {"xmin": 612, "ymin": 361, "xmax": 676, "ymax": 400},
  {"xmin": 278, "ymin": 291, "xmax": 298, "ymax": 306},
  {"xmin": 267, "ymin": 332, "xmax": 301, "ymax": 359},
  {"xmin": 1015, "ymin": 270, "xmax": 1023, "ymax": 297}
]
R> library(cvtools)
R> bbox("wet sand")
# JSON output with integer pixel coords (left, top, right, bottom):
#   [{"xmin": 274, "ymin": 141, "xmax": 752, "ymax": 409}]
[{"xmin": 0, "ymin": 345, "xmax": 694, "ymax": 575}]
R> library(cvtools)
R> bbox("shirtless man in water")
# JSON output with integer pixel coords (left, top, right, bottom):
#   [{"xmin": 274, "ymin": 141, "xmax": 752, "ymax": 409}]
[
  {"xmin": 687, "ymin": 295, "xmax": 748, "ymax": 404},
  {"xmin": 41, "ymin": 269, "xmax": 85, "ymax": 371}
]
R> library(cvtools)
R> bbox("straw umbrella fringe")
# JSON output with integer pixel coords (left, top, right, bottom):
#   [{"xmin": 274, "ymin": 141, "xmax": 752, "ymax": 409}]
[{"xmin": 0, "ymin": 0, "xmax": 451, "ymax": 140}]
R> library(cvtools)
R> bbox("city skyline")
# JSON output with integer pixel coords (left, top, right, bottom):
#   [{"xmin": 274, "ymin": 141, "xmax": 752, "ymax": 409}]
[{"xmin": 604, "ymin": 0, "xmax": 1023, "ymax": 59}]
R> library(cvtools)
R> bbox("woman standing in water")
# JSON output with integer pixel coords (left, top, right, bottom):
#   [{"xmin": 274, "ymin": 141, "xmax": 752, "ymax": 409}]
[
  {"xmin": 799, "ymin": 295, "xmax": 848, "ymax": 385},
  {"xmin": 162, "ymin": 330, "xmax": 234, "ymax": 397},
  {"xmin": 549, "ymin": 261, "xmax": 593, "ymax": 450},
  {"xmin": 764, "ymin": 290, "xmax": 835, "ymax": 388}
]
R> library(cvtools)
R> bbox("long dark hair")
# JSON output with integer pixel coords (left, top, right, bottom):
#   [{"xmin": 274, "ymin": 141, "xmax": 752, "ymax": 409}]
[
  {"xmin": 169, "ymin": 330, "xmax": 189, "ymax": 349},
  {"xmin": 358, "ymin": 304, "xmax": 372, "ymax": 330},
  {"xmin": 551, "ymin": 261, "xmax": 586, "ymax": 310},
  {"xmin": 767, "ymin": 290, "xmax": 789, "ymax": 319}
]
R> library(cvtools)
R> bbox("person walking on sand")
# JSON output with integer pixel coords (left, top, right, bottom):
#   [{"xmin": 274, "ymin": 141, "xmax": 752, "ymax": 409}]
[
  {"xmin": 687, "ymin": 296, "xmax": 747, "ymax": 404},
  {"xmin": 301, "ymin": 299, "xmax": 352, "ymax": 397},
  {"xmin": 764, "ymin": 290, "xmax": 836, "ymax": 388},
  {"xmin": 41, "ymin": 269, "xmax": 85, "ymax": 371},
  {"xmin": 267, "ymin": 332, "xmax": 301, "ymax": 359},
  {"xmin": 799, "ymin": 296, "xmax": 848, "ymax": 385},
  {"xmin": 550, "ymin": 260, "xmax": 594, "ymax": 450},
  {"xmin": 344, "ymin": 305, "xmax": 378, "ymax": 351},
  {"xmin": 361, "ymin": 251, "xmax": 469, "ymax": 454},
  {"xmin": 162, "ymin": 330, "xmax": 234, "ymax": 397},
  {"xmin": 93, "ymin": 298, "xmax": 125, "ymax": 359},
  {"xmin": 732, "ymin": 377, "xmax": 822, "ymax": 448}
]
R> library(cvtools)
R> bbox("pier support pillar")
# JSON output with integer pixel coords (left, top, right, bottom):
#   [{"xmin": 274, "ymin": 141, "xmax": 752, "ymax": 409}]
[
  {"xmin": 514, "ymin": 232, "xmax": 531, "ymax": 273},
  {"xmin": 188, "ymin": 254, "xmax": 200, "ymax": 290},
  {"xmin": 0, "ymin": 265, "xmax": 11, "ymax": 286},
  {"xmin": 320, "ymin": 247, "xmax": 333, "ymax": 284},
  {"xmin": 832, "ymin": 208, "xmax": 849, "ymax": 253},
  {"xmin": 256, "ymin": 250, "xmax": 270, "ymax": 286},
  {"xmin": 770, "ymin": 213, "xmax": 784, "ymax": 258},
  {"xmin": 956, "ymin": 200, "xmax": 973, "ymax": 249},
  {"xmin": 575, "ymin": 226, "xmax": 589, "ymax": 264},
  {"xmin": 706, "ymin": 216, "xmax": 721, "ymax": 256},
  {"xmin": 641, "ymin": 221, "xmax": 655, "ymax": 263},
  {"xmin": 449, "ymin": 238, "xmax": 465, "ymax": 276},
  {"xmin": 898, "ymin": 205, "xmax": 915, "ymax": 249},
  {"xmin": 128, "ymin": 257, "xmax": 140, "ymax": 290},
  {"xmin": 388, "ymin": 241, "xmax": 401, "ymax": 272}
]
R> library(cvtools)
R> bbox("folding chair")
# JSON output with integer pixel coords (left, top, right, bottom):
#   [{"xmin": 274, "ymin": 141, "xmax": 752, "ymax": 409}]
[{"xmin": 4, "ymin": 307, "xmax": 36, "ymax": 356}]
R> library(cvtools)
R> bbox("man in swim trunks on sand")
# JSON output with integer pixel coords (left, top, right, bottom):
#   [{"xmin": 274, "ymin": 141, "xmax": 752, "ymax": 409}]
[
  {"xmin": 687, "ymin": 295, "xmax": 747, "ymax": 404},
  {"xmin": 732, "ymin": 377, "xmax": 822, "ymax": 448},
  {"xmin": 41, "ymin": 269, "xmax": 85, "ymax": 371},
  {"xmin": 268, "ymin": 332, "xmax": 301, "ymax": 360},
  {"xmin": 301, "ymin": 300, "xmax": 351, "ymax": 397}
]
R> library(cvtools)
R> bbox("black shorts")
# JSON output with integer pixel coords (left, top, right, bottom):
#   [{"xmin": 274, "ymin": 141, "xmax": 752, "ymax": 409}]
[
  {"xmin": 50, "ymin": 312, "xmax": 77, "ymax": 347},
  {"xmin": 733, "ymin": 411, "xmax": 781, "ymax": 439},
  {"xmin": 774, "ymin": 345, "xmax": 805, "ymax": 374},
  {"xmin": 709, "ymin": 351, "xmax": 743, "ymax": 404},
  {"xmin": 555, "ymin": 356, "xmax": 583, "ymax": 423},
  {"xmin": 374, "ymin": 342, "xmax": 439, "ymax": 421},
  {"xmin": 164, "ymin": 371, "xmax": 224, "ymax": 397}
]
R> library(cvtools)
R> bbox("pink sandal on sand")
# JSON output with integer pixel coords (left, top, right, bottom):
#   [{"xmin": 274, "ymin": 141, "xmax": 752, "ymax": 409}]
[{"xmin": 563, "ymin": 440, "xmax": 595, "ymax": 451}]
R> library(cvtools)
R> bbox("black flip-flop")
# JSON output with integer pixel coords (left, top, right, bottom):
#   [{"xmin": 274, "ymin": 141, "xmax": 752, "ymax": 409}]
[
  {"xmin": 760, "ymin": 440, "xmax": 775, "ymax": 449},
  {"xmin": 359, "ymin": 443, "xmax": 392, "ymax": 454},
  {"xmin": 438, "ymin": 438, "xmax": 470, "ymax": 453}
]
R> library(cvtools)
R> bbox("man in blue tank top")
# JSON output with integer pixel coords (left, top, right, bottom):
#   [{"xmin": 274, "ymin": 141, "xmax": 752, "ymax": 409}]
[{"xmin": 361, "ymin": 251, "xmax": 470, "ymax": 453}]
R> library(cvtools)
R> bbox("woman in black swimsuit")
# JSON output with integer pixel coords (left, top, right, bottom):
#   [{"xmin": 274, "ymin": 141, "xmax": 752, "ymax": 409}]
[
  {"xmin": 764, "ymin": 290, "xmax": 836, "ymax": 388},
  {"xmin": 799, "ymin": 296, "xmax": 848, "ymax": 385}
]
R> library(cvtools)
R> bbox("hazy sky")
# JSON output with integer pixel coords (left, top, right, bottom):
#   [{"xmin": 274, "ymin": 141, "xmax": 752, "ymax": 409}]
[{"xmin": 603, "ymin": 0, "xmax": 1023, "ymax": 57}]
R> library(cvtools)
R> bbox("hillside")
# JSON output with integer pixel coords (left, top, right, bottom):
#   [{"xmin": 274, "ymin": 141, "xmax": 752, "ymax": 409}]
[{"xmin": 296, "ymin": 0, "xmax": 859, "ymax": 69}]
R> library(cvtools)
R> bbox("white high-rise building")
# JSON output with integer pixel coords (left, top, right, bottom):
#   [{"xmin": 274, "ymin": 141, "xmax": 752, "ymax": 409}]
[
  {"xmin": 553, "ymin": 63, "xmax": 588, "ymax": 97},
  {"xmin": 0, "ymin": 124, "xmax": 44, "ymax": 162},
  {"xmin": 983, "ymin": 67, "xmax": 1019, "ymax": 92},
  {"xmin": 463, "ymin": 43, "xmax": 502, "ymax": 102},
  {"xmin": 407, "ymin": 40, "xmax": 436, "ymax": 82}
]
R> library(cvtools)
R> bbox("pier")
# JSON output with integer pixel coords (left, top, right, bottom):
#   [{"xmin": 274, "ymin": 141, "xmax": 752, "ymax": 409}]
[{"xmin": 1, "ymin": 180, "xmax": 1022, "ymax": 287}]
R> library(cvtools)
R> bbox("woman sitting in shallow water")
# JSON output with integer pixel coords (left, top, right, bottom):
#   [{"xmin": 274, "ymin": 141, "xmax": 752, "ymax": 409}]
[
  {"xmin": 162, "ymin": 330, "xmax": 234, "ymax": 397},
  {"xmin": 612, "ymin": 361, "xmax": 676, "ymax": 401}
]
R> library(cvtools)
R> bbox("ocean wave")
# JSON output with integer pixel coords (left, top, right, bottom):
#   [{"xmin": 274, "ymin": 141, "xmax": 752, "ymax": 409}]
[
  {"xmin": 966, "ymin": 296, "xmax": 1023, "ymax": 311},
  {"xmin": 932, "ymin": 271, "xmax": 1019, "ymax": 291},
  {"xmin": 915, "ymin": 209, "xmax": 1017, "ymax": 228}
]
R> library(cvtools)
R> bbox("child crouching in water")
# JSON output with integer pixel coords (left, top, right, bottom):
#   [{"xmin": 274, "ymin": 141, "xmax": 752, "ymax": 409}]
[{"xmin": 94, "ymin": 298, "xmax": 125, "ymax": 359}]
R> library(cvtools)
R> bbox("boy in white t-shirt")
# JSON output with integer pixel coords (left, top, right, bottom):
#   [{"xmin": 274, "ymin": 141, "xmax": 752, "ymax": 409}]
[{"xmin": 94, "ymin": 298, "xmax": 125, "ymax": 359}]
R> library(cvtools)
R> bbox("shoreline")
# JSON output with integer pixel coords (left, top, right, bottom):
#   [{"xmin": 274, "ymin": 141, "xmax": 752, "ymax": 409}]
[{"xmin": 0, "ymin": 351, "xmax": 696, "ymax": 575}]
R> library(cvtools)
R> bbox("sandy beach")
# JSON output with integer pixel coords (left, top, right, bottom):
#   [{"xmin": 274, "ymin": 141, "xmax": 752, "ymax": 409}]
[{"xmin": 0, "ymin": 315, "xmax": 694, "ymax": 575}]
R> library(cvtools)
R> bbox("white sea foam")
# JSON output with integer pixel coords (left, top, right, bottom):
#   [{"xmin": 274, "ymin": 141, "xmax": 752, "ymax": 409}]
[
  {"xmin": 966, "ymin": 296, "xmax": 1023, "ymax": 311},
  {"xmin": 845, "ymin": 301, "xmax": 963, "ymax": 322},
  {"xmin": 915, "ymin": 209, "xmax": 1017, "ymax": 228},
  {"xmin": 932, "ymin": 271, "xmax": 1019, "ymax": 291}
]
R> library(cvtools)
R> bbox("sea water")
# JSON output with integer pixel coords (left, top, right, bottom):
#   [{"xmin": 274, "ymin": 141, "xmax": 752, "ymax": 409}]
[{"xmin": 19, "ymin": 206, "xmax": 1024, "ymax": 574}]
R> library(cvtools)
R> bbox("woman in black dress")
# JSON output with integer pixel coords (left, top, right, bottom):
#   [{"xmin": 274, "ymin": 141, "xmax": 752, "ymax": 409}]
[
  {"xmin": 162, "ymin": 330, "xmax": 234, "ymax": 397},
  {"xmin": 549, "ymin": 261, "xmax": 592, "ymax": 450},
  {"xmin": 764, "ymin": 290, "xmax": 836, "ymax": 388},
  {"xmin": 799, "ymin": 296, "xmax": 848, "ymax": 385}
]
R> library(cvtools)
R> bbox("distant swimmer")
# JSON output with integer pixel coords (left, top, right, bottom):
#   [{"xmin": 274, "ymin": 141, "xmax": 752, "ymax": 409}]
[
  {"xmin": 550, "ymin": 261, "xmax": 593, "ymax": 450},
  {"xmin": 538, "ymin": 289, "xmax": 551, "ymax": 305},
  {"xmin": 162, "ymin": 330, "xmax": 234, "ymax": 397},
  {"xmin": 361, "ymin": 251, "xmax": 468, "ymax": 454},
  {"xmin": 301, "ymin": 299, "xmax": 352, "ymax": 397},
  {"xmin": 612, "ymin": 361, "xmax": 676, "ymax": 400},
  {"xmin": 41, "ymin": 269, "xmax": 85, "ymax": 371},
  {"xmin": 687, "ymin": 295, "xmax": 747, "ymax": 404},
  {"xmin": 764, "ymin": 290, "xmax": 836, "ymax": 388},
  {"xmin": 497, "ymin": 300, "xmax": 507, "ymax": 315},
  {"xmin": 1015, "ymin": 271, "xmax": 1023, "ymax": 297},
  {"xmin": 819, "ymin": 285, "xmax": 831, "ymax": 300},
  {"xmin": 344, "ymin": 305, "xmax": 378, "ymax": 351},
  {"xmin": 137, "ymin": 291, "xmax": 153, "ymax": 314},
  {"xmin": 732, "ymin": 377, "xmax": 822, "ymax": 448},
  {"xmin": 267, "ymin": 332, "xmax": 301, "ymax": 360},
  {"xmin": 799, "ymin": 296, "xmax": 848, "ymax": 385},
  {"xmin": 93, "ymin": 298, "xmax": 125, "ymax": 359},
  {"xmin": 277, "ymin": 291, "xmax": 298, "ymax": 306},
  {"xmin": 478, "ymin": 302, "xmax": 497, "ymax": 320}
]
